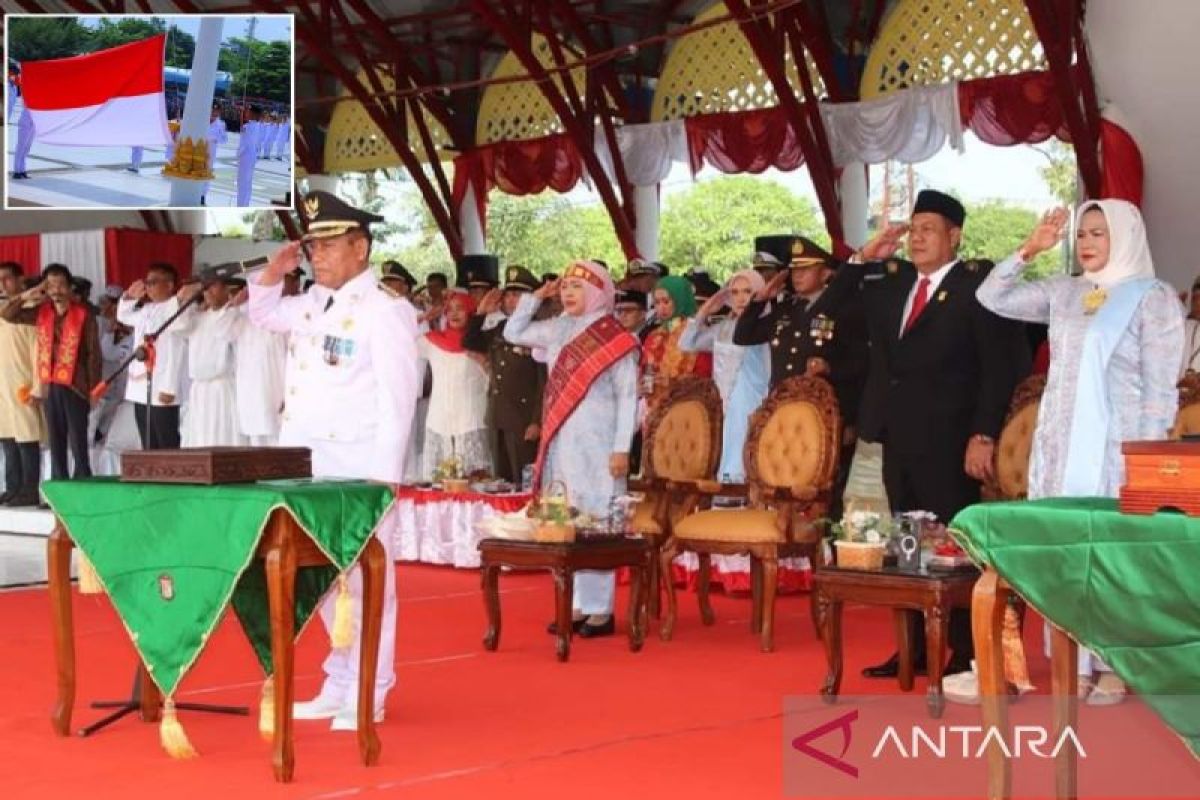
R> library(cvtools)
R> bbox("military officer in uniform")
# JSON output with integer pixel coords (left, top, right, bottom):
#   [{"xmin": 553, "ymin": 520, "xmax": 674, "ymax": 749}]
[
  {"xmin": 249, "ymin": 191, "xmax": 421, "ymax": 730},
  {"xmin": 463, "ymin": 265, "xmax": 545, "ymax": 483},
  {"xmin": 853, "ymin": 189, "xmax": 1028, "ymax": 680},
  {"xmin": 614, "ymin": 289, "xmax": 652, "ymax": 342},
  {"xmin": 734, "ymin": 237, "xmax": 868, "ymax": 517},
  {"xmin": 380, "ymin": 260, "xmax": 417, "ymax": 300}
]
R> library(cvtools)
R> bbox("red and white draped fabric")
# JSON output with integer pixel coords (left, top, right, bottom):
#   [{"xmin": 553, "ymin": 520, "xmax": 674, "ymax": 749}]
[
  {"xmin": 0, "ymin": 229, "xmax": 192, "ymax": 287},
  {"xmin": 685, "ymin": 107, "xmax": 806, "ymax": 174},
  {"xmin": 393, "ymin": 488, "xmax": 533, "ymax": 568},
  {"xmin": 20, "ymin": 34, "xmax": 170, "ymax": 148},
  {"xmin": 957, "ymin": 70, "xmax": 1069, "ymax": 146}
]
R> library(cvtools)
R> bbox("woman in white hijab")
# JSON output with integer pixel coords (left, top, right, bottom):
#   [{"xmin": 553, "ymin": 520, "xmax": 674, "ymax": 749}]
[{"xmin": 974, "ymin": 199, "xmax": 1184, "ymax": 705}]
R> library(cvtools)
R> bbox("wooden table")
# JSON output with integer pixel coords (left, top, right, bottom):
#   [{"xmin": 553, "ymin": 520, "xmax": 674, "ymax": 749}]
[
  {"xmin": 973, "ymin": 569, "xmax": 1078, "ymax": 800},
  {"xmin": 478, "ymin": 536, "xmax": 651, "ymax": 661},
  {"xmin": 813, "ymin": 564, "xmax": 978, "ymax": 718},
  {"xmin": 49, "ymin": 507, "xmax": 386, "ymax": 783}
]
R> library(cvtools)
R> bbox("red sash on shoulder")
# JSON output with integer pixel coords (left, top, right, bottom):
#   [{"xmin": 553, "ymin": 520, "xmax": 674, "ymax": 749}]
[
  {"xmin": 36, "ymin": 302, "xmax": 88, "ymax": 387},
  {"xmin": 531, "ymin": 315, "xmax": 638, "ymax": 489}
]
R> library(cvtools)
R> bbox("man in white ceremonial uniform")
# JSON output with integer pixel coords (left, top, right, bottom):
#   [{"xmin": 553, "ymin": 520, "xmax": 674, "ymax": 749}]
[
  {"xmin": 117, "ymin": 263, "xmax": 187, "ymax": 449},
  {"xmin": 128, "ymin": 147, "xmax": 143, "ymax": 174},
  {"xmin": 232, "ymin": 269, "xmax": 291, "ymax": 445},
  {"xmin": 249, "ymin": 191, "xmax": 420, "ymax": 730},
  {"xmin": 273, "ymin": 113, "xmax": 290, "ymax": 161},
  {"xmin": 201, "ymin": 105, "xmax": 227, "ymax": 206},
  {"xmin": 236, "ymin": 106, "xmax": 261, "ymax": 207},
  {"xmin": 176, "ymin": 277, "xmax": 245, "ymax": 447},
  {"xmin": 10, "ymin": 103, "xmax": 34, "ymax": 180}
]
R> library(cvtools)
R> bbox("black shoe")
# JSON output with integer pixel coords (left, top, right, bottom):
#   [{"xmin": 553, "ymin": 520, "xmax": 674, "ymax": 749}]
[
  {"xmin": 862, "ymin": 653, "xmax": 927, "ymax": 679},
  {"xmin": 546, "ymin": 619, "xmax": 586, "ymax": 635},
  {"xmin": 944, "ymin": 655, "xmax": 973, "ymax": 676},
  {"xmin": 125, "ymin": 167, "xmax": 138, "ymax": 174},
  {"xmin": 0, "ymin": 491, "xmax": 12, "ymax": 505},
  {"xmin": 577, "ymin": 616, "xmax": 615, "ymax": 638},
  {"xmin": 5, "ymin": 490, "xmax": 39, "ymax": 507}
]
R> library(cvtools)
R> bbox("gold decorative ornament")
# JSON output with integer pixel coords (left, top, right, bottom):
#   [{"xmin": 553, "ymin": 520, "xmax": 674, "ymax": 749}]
[
  {"xmin": 304, "ymin": 195, "xmax": 320, "ymax": 219},
  {"xmin": 1082, "ymin": 286, "xmax": 1108, "ymax": 315},
  {"xmin": 161, "ymin": 136, "xmax": 213, "ymax": 180}
]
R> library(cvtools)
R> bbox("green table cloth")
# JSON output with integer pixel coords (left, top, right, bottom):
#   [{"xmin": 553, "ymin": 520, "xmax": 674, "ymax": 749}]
[
  {"xmin": 42, "ymin": 477, "xmax": 394, "ymax": 698},
  {"xmin": 950, "ymin": 497, "xmax": 1200, "ymax": 758}
]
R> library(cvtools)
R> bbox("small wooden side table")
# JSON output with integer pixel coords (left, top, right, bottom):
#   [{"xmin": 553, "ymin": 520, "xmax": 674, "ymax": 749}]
[
  {"xmin": 813, "ymin": 565, "xmax": 978, "ymax": 718},
  {"xmin": 49, "ymin": 508, "xmax": 385, "ymax": 783},
  {"xmin": 478, "ymin": 537, "xmax": 651, "ymax": 662}
]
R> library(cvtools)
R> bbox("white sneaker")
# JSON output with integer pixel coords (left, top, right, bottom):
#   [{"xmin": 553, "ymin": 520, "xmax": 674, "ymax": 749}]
[
  {"xmin": 329, "ymin": 705, "xmax": 385, "ymax": 731},
  {"xmin": 293, "ymin": 693, "xmax": 347, "ymax": 720},
  {"xmin": 943, "ymin": 660, "xmax": 981, "ymax": 705}
]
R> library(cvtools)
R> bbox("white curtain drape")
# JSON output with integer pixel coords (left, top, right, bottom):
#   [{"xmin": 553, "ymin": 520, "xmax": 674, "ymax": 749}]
[
  {"xmin": 40, "ymin": 230, "xmax": 107, "ymax": 295},
  {"xmin": 819, "ymin": 83, "xmax": 964, "ymax": 167},
  {"xmin": 593, "ymin": 119, "xmax": 689, "ymax": 187}
]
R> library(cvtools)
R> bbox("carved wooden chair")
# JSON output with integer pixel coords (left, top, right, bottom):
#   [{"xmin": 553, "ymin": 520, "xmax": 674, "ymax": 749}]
[
  {"xmin": 982, "ymin": 374, "xmax": 1047, "ymax": 501},
  {"xmin": 1171, "ymin": 371, "xmax": 1200, "ymax": 438},
  {"xmin": 629, "ymin": 377, "xmax": 723, "ymax": 618},
  {"xmin": 659, "ymin": 376, "xmax": 840, "ymax": 652}
]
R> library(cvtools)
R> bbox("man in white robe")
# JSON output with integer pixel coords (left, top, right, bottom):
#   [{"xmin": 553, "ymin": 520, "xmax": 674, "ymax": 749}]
[
  {"xmin": 176, "ymin": 279, "xmax": 244, "ymax": 447},
  {"xmin": 236, "ymin": 106, "xmax": 261, "ymax": 207},
  {"xmin": 249, "ymin": 192, "xmax": 419, "ymax": 731},
  {"xmin": 273, "ymin": 114, "xmax": 290, "ymax": 161},
  {"xmin": 232, "ymin": 274, "xmax": 288, "ymax": 445}
]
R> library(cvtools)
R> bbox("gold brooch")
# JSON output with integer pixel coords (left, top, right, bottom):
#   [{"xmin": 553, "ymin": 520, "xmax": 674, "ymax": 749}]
[
  {"xmin": 1082, "ymin": 286, "xmax": 1107, "ymax": 315},
  {"xmin": 937, "ymin": 291, "xmax": 948, "ymax": 303}
]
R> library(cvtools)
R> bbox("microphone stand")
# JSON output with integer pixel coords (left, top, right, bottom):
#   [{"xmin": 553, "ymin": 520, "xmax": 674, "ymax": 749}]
[{"xmin": 79, "ymin": 278, "xmax": 249, "ymax": 737}]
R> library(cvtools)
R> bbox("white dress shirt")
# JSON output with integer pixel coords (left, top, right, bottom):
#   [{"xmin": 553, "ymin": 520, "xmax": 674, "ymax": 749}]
[{"xmin": 899, "ymin": 259, "xmax": 957, "ymax": 335}]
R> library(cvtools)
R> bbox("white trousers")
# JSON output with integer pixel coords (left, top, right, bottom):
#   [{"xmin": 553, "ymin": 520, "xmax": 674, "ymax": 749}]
[
  {"xmin": 1044, "ymin": 621, "xmax": 1111, "ymax": 675},
  {"xmin": 130, "ymin": 146, "xmax": 143, "ymax": 170},
  {"xmin": 236, "ymin": 156, "xmax": 255, "ymax": 206},
  {"xmin": 316, "ymin": 506, "xmax": 398, "ymax": 707},
  {"xmin": 574, "ymin": 570, "xmax": 615, "ymax": 615},
  {"xmin": 13, "ymin": 113, "xmax": 33, "ymax": 173}
]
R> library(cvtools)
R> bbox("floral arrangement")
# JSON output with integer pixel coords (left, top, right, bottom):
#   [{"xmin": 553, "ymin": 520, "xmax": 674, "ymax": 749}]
[
  {"xmin": 824, "ymin": 506, "xmax": 896, "ymax": 544},
  {"xmin": 431, "ymin": 455, "xmax": 464, "ymax": 483}
]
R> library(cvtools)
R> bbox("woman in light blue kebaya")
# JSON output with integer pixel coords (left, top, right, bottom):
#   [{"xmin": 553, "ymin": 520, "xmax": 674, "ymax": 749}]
[
  {"xmin": 678, "ymin": 268, "xmax": 771, "ymax": 483},
  {"xmin": 976, "ymin": 199, "xmax": 1183, "ymax": 705}
]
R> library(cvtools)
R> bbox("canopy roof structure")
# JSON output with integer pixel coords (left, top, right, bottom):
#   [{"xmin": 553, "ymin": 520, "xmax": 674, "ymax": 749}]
[{"xmin": 7, "ymin": 1, "xmax": 1143, "ymax": 271}]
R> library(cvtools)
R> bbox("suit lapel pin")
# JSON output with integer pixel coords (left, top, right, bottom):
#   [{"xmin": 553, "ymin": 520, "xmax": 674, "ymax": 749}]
[{"xmin": 937, "ymin": 290, "xmax": 948, "ymax": 303}]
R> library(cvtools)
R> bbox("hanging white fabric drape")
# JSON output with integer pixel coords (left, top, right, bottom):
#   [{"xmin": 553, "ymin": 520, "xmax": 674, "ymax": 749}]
[
  {"xmin": 40, "ymin": 230, "xmax": 107, "ymax": 292},
  {"xmin": 819, "ymin": 83, "xmax": 964, "ymax": 167},
  {"xmin": 592, "ymin": 119, "xmax": 689, "ymax": 187}
]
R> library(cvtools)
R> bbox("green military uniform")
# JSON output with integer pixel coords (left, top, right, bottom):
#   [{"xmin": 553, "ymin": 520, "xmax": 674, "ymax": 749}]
[{"xmin": 462, "ymin": 265, "xmax": 545, "ymax": 482}]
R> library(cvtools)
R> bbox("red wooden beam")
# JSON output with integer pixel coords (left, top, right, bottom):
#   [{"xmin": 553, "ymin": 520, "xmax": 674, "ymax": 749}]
[
  {"xmin": 473, "ymin": 0, "xmax": 641, "ymax": 259},
  {"xmin": 724, "ymin": 0, "xmax": 847, "ymax": 254},
  {"xmin": 157, "ymin": 211, "xmax": 175, "ymax": 234},
  {"xmin": 276, "ymin": 208, "xmax": 302, "ymax": 241},
  {"xmin": 548, "ymin": 0, "xmax": 635, "ymax": 120},
  {"xmin": 260, "ymin": 0, "xmax": 464, "ymax": 257},
  {"xmin": 793, "ymin": 0, "xmax": 850, "ymax": 101}
]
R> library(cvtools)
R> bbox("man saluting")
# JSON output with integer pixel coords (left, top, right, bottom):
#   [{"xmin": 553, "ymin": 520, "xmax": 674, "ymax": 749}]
[{"xmin": 249, "ymin": 191, "xmax": 421, "ymax": 730}]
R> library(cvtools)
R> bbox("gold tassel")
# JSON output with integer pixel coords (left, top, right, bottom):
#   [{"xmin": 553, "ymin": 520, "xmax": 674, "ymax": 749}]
[
  {"xmin": 330, "ymin": 575, "xmax": 355, "ymax": 649},
  {"xmin": 1002, "ymin": 604, "xmax": 1035, "ymax": 693},
  {"xmin": 258, "ymin": 676, "xmax": 275, "ymax": 742},
  {"xmin": 76, "ymin": 552, "xmax": 103, "ymax": 595},
  {"xmin": 159, "ymin": 698, "xmax": 198, "ymax": 759}
]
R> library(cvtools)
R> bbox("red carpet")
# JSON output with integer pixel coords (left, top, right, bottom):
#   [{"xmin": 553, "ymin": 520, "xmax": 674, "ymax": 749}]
[{"xmin": 0, "ymin": 563, "xmax": 1155, "ymax": 799}]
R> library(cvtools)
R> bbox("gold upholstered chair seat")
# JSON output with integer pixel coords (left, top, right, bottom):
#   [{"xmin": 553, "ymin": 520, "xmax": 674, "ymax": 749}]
[
  {"xmin": 660, "ymin": 376, "xmax": 841, "ymax": 652},
  {"xmin": 983, "ymin": 374, "xmax": 1045, "ymax": 501},
  {"xmin": 629, "ymin": 499, "xmax": 662, "ymax": 536},
  {"xmin": 1174, "ymin": 372, "xmax": 1200, "ymax": 438}
]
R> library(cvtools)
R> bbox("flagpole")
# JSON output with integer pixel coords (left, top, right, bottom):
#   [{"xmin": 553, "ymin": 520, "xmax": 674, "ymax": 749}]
[
  {"xmin": 165, "ymin": 17, "xmax": 224, "ymax": 207},
  {"xmin": 239, "ymin": 17, "xmax": 257, "ymax": 118}
]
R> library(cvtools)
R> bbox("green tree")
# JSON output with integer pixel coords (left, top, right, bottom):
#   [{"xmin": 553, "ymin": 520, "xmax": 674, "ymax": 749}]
[
  {"xmin": 959, "ymin": 200, "xmax": 1060, "ymax": 278},
  {"xmin": 226, "ymin": 38, "xmax": 290, "ymax": 103},
  {"xmin": 87, "ymin": 17, "xmax": 166, "ymax": 52},
  {"xmin": 163, "ymin": 25, "xmax": 196, "ymax": 69},
  {"xmin": 1033, "ymin": 140, "xmax": 1078, "ymax": 207},
  {"xmin": 7, "ymin": 17, "xmax": 92, "ymax": 61},
  {"xmin": 659, "ymin": 176, "xmax": 823, "ymax": 282}
]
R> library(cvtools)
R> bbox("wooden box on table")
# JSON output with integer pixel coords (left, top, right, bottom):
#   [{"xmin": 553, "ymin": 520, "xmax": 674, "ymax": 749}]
[
  {"xmin": 1119, "ymin": 440, "xmax": 1200, "ymax": 515},
  {"xmin": 120, "ymin": 447, "xmax": 312, "ymax": 484}
]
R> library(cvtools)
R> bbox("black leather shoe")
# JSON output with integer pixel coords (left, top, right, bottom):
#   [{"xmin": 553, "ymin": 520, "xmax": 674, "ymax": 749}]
[
  {"xmin": 577, "ymin": 616, "xmax": 615, "ymax": 638},
  {"xmin": 546, "ymin": 619, "xmax": 586, "ymax": 636},
  {"xmin": 862, "ymin": 653, "xmax": 927, "ymax": 679},
  {"xmin": 0, "ymin": 491, "xmax": 13, "ymax": 505}
]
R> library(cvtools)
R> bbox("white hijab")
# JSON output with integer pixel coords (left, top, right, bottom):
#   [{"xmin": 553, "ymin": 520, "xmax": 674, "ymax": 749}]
[{"xmin": 1076, "ymin": 199, "xmax": 1155, "ymax": 289}]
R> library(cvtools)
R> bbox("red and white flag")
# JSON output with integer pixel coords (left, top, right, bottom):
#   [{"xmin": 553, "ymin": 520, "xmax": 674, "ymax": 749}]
[{"xmin": 20, "ymin": 34, "xmax": 171, "ymax": 147}]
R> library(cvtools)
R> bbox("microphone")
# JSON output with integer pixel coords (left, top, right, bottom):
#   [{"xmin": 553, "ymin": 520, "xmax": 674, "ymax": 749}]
[{"xmin": 193, "ymin": 256, "xmax": 270, "ymax": 285}]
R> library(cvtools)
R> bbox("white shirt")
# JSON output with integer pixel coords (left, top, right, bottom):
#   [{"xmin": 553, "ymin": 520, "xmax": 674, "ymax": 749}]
[
  {"xmin": 178, "ymin": 305, "xmax": 239, "ymax": 382},
  {"xmin": 899, "ymin": 259, "xmax": 957, "ymax": 335},
  {"xmin": 237, "ymin": 120, "xmax": 258, "ymax": 160},
  {"xmin": 417, "ymin": 337, "xmax": 489, "ymax": 436},
  {"xmin": 116, "ymin": 296, "xmax": 187, "ymax": 406},
  {"xmin": 248, "ymin": 267, "xmax": 421, "ymax": 484}
]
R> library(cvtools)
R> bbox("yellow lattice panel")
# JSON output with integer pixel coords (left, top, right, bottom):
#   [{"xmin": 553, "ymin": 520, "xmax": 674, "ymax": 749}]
[
  {"xmin": 324, "ymin": 67, "xmax": 453, "ymax": 174},
  {"xmin": 651, "ymin": 1, "xmax": 826, "ymax": 122},
  {"xmin": 476, "ymin": 33, "xmax": 587, "ymax": 144},
  {"xmin": 861, "ymin": 0, "xmax": 1047, "ymax": 99}
]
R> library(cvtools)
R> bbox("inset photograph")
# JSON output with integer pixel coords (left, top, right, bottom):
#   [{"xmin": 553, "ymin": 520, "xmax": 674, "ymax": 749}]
[{"xmin": 5, "ymin": 14, "xmax": 292, "ymax": 209}]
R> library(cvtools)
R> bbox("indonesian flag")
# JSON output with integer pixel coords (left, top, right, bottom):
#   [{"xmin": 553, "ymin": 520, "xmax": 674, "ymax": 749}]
[{"xmin": 20, "ymin": 34, "xmax": 171, "ymax": 148}]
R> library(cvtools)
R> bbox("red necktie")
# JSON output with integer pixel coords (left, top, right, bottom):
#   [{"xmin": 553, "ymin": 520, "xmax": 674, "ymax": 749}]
[{"xmin": 903, "ymin": 277, "xmax": 930, "ymax": 334}]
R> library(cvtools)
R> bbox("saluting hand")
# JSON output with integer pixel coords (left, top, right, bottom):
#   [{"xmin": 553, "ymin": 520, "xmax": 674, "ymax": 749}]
[
  {"xmin": 534, "ymin": 278, "xmax": 560, "ymax": 301},
  {"xmin": 477, "ymin": 287, "xmax": 503, "ymax": 316},
  {"xmin": 757, "ymin": 270, "xmax": 788, "ymax": 302},
  {"xmin": 21, "ymin": 284, "xmax": 47, "ymax": 304},
  {"xmin": 1019, "ymin": 207, "xmax": 1069, "ymax": 261},
  {"xmin": 859, "ymin": 223, "xmax": 909, "ymax": 261},
  {"xmin": 696, "ymin": 288, "xmax": 728, "ymax": 320},
  {"xmin": 262, "ymin": 240, "xmax": 303, "ymax": 286},
  {"xmin": 125, "ymin": 280, "xmax": 147, "ymax": 301}
]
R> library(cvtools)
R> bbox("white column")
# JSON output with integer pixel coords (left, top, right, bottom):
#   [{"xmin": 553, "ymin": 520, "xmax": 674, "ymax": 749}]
[
  {"xmin": 839, "ymin": 162, "xmax": 869, "ymax": 250},
  {"xmin": 303, "ymin": 173, "xmax": 339, "ymax": 194},
  {"xmin": 633, "ymin": 184, "xmax": 660, "ymax": 260},
  {"xmin": 167, "ymin": 17, "xmax": 224, "ymax": 207},
  {"xmin": 459, "ymin": 178, "xmax": 486, "ymax": 255}
]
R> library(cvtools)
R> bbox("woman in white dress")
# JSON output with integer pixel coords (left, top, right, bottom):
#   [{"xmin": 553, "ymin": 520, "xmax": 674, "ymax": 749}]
[
  {"xmin": 419, "ymin": 289, "xmax": 491, "ymax": 478},
  {"xmin": 976, "ymin": 199, "xmax": 1184, "ymax": 705}
]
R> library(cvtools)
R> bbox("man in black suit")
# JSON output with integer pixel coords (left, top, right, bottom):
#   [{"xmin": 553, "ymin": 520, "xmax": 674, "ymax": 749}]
[
  {"xmin": 734, "ymin": 237, "xmax": 868, "ymax": 517},
  {"xmin": 855, "ymin": 190, "xmax": 1027, "ymax": 679}
]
